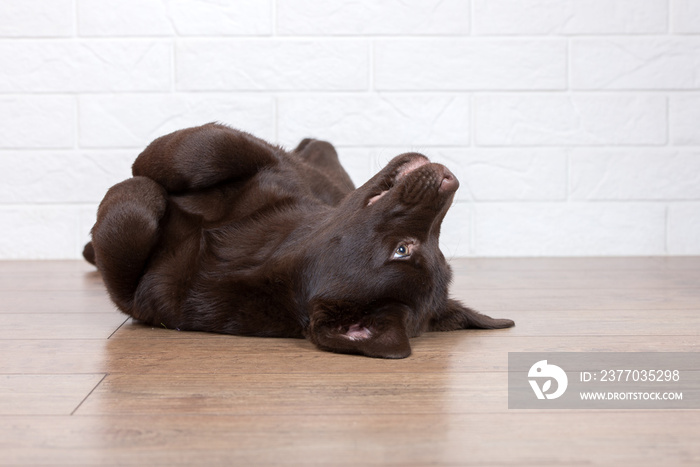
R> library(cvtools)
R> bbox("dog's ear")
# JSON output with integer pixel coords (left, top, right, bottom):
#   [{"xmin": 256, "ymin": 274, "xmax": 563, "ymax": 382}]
[
  {"xmin": 430, "ymin": 298, "xmax": 515, "ymax": 331},
  {"xmin": 306, "ymin": 299, "xmax": 412, "ymax": 359}
]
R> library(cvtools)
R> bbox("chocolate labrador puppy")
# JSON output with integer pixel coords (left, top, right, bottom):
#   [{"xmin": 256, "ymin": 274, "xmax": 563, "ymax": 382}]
[{"xmin": 84, "ymin": 123, "xmax": 513, "ymax": 358}]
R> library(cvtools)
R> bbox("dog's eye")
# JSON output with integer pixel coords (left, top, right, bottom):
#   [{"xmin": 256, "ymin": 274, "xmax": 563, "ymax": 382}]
[{"xmin": 393, "ymin": 244, "xmax": 411, "ymax": 259}]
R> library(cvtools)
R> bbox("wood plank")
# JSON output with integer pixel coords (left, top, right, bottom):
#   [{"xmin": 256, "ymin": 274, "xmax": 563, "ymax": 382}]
[
  {"xmin": 487, "ymin": 309, "xmax": 700, "ymax": 336},
  {"xmin": 451, "ymin": 256, "xmax": 700, "ymax": 271},
  {"xmin": 0, "ymin": 374, "xmax": 104, "ymax": 415},
  {"xmin": 539, "ymin": 308, "xmax": 698, "ymax": 334},
  {"xmin": 0, "ymin": 340, "xmax": 108, "ymax": 374},
  {"xmin": 451, "ymin": 268, "xmax": 700, "ymax": 290},
  {"xmin": 0, "ymin": 413, "xmax": 697, "ymax": 466},
  {"xmin": 0, "ymin": 313, "xmax": 127, "ymax": 340},
  {"xmin": 90, "ymin": 333, "xmax": 700, "ymax": 375},
  {"xmin": 456, "ymin": 287, "xmax": 700, "ymax": 311},
  {"xmin": 0, "ymin": 260, "xmax": 95, "ymax": 273},
  {"xmin": 0, "ymin": 269, "xmax": 103, "ymax": 292},
  {"xmin": 75, "ymin": 372, "xmax": 511, "ymax": 416},
  {"xmin": 73, "ymin": 370, "xmax": 700, "ymax": 417},
  {"xmin": 0, "ymin": 289, "xmax": 115, "ymax": 314},
  {"xmin": 1, "ymin": 334, "xmax": 698, "ymax": 376}
]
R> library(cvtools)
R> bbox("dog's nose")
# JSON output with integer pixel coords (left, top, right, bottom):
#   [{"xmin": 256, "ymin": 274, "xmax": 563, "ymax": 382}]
[{"xmin": 439, "ymin": 168, "xmax": 459, "ymax": 193}]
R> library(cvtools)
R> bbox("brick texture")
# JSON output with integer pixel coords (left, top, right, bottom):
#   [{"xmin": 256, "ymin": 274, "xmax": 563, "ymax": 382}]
[{"xmin": 1, "ymin": 0, "xmax": 698, "ymax": 258}]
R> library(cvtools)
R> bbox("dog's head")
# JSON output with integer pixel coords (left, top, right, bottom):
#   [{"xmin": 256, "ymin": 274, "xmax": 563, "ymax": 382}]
[{"xmin": 304, "ymin": 153, "xmax": 460, "ymax": 358}]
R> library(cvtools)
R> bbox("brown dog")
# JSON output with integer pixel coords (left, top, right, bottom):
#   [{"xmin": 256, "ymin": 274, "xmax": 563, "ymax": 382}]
[{"xmin": 84, "ymin": 123, "xmax": 513, "ymax": 358}]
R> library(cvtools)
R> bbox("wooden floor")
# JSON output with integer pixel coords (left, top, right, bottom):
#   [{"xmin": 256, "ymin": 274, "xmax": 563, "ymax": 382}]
[{"xmin": 1, "ymin": 258, "xmax": 699, "ymax": 466}]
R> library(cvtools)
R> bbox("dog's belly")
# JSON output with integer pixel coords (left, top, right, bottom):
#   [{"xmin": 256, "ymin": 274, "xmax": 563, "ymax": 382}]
[{"xmin": 130, "ymin": 193, "xmax": 309, "ymax": 338}]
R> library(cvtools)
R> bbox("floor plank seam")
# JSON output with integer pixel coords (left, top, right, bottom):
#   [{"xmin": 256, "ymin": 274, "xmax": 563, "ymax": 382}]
[
  {"xmin": 107, "ymin": 317, "xmax": 131, "ymax": 340},
  {"xmin": 70, "ymin": 374, "xmax": 108, "ymax": 416}
]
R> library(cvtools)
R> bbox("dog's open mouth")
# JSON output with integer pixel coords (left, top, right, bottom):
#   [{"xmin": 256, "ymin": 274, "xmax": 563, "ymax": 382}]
[
  {"xmin": 367, "ymin": 156, "xmax": 440, "ymax": 206},
  {"xmin": 395, "ymin": 157, "xmax": 430, "ymax": 181},
  {"xmin": 367, "ymin": 156, "xmax": 429, "ymax": 206}
]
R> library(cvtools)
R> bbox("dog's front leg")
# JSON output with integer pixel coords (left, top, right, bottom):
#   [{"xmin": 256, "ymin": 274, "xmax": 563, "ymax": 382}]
[{"xmin": 306, "ymin": 300, "xmax": 412, "ymax": 359}]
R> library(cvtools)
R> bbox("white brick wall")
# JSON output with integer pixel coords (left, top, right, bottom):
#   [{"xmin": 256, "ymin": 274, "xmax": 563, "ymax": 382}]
[{"xmin": 0, "ymin": 0, "xmax": 698, "ymax": 258}]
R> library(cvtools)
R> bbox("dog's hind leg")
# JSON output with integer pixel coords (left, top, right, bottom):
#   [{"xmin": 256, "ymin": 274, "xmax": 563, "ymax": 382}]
[
  {"xmin": 89, "ymin": 176, "xmax": 167, "ymax": 314},
  {"xmin": 293, "ymin": 139, "xmax": 355, "ymax": 204},
  {"xmin": 132, "ymin": 123, "xmax": 278, "ymax": 193}
]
